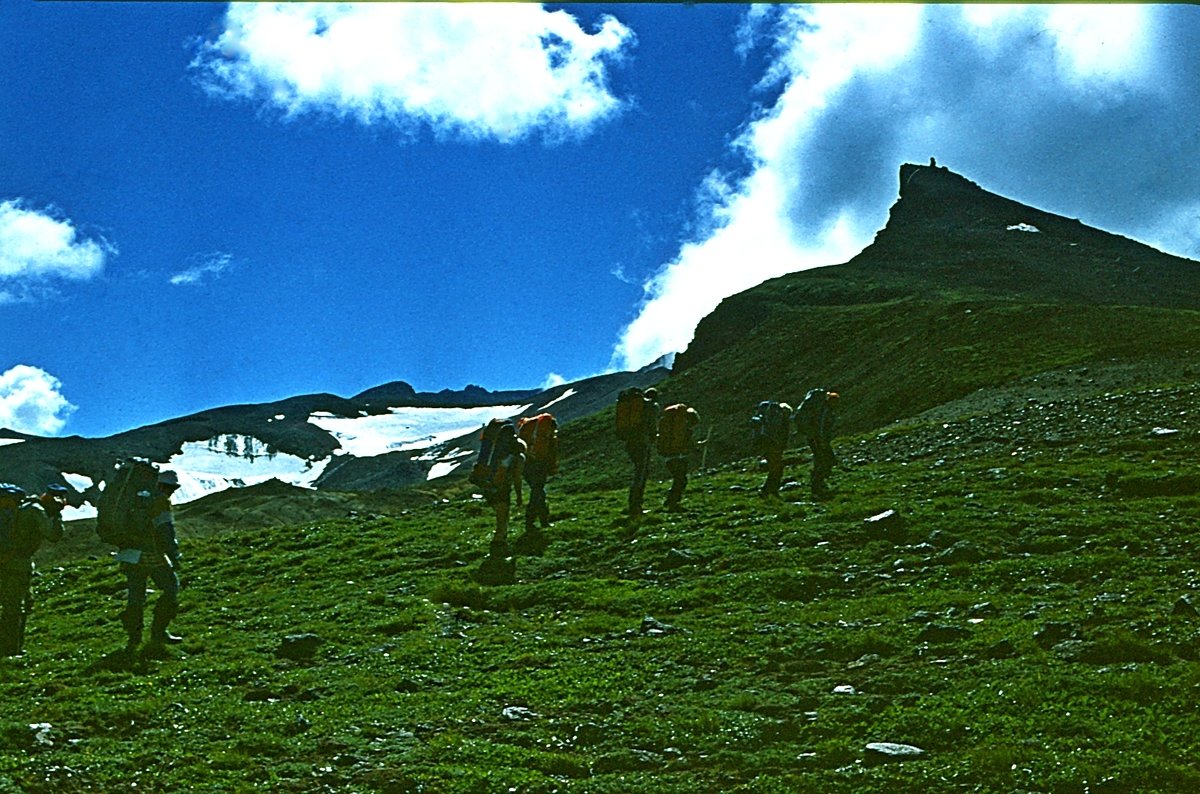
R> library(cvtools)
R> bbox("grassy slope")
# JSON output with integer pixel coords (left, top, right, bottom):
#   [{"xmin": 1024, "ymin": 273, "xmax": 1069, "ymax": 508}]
[
  {"xmin": 4, "ymin": 364, "xmax": 1200, "ymax": 792},
  {"xmin": 638, "ymin": 293, "xmax": 1200, "ymax": 473}
]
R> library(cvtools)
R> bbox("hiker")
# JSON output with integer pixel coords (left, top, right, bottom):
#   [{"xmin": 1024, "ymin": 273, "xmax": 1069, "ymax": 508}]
[
  {"xmin": 40, "ymin": 484, "xmax": 69, "ymax": 538},
  {"xmin": 0, "ymin": 484, "xmax": 65, "ymax": 657},
  {"xmin": 469, "ymin": 418, "xmax": 526, "ymax": 559},
  {"xmin": 615, "ymin": 386, "xmax": 660, "ymax": 518},
  {"xmin": 794, "ymin": 388, "xmax": 839, "ymax": 498},
  {"xmin": 751, "ymin": 400, "xmax": 793, "ymax": 497},
  {"xmin": 118, "ymin": 470, "xmax": 183, "ymax": 649},
  {"xmin": 658, "ymin": 403, "xmax": 700, "ymax": 511},
  {"xmin": 516, "ymin": 413, "xmax": 558, "ymax": 555}
]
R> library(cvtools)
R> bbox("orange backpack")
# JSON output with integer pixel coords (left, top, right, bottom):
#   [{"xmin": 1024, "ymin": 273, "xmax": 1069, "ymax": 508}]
[
  {"xmin": 518, "ymin": 413, "xmax": 558, "ymax": 471},
  {"xmin": 615, "ymin": 387, "xmax": 650, "ymax": 441}
]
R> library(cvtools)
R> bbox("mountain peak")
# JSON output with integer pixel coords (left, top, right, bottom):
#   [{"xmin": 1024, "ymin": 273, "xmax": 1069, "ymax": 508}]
[
  {"xmin": 898, "ymin": 159, "xmax": 980, "ymax": 197},
  {"xmin": 353, "ymin": 380, "xmax": 419, "ymax": 403},
  {"xmin": 853, "ymin": 161, "xmax": 1200, "ymax": 307}
]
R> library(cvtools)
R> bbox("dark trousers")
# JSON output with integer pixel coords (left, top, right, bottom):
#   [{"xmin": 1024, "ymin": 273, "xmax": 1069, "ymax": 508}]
[
  {"xmin": 761, "ymin": 444, "xmax": 785, "ymax": 495},
  {"xmin": 523, "ymin": 462, "xmax": 550, "ymax": 530},
  {"xmin": 665, "ymin": 456, "xmax": 689, "ymax": 508},
  {"xmin": 122, "ymin": 561, "xmax": 180, "ymax": 642},
  {"xmin": 809, "ymin": 435, "xmax": 835, "ymax": 495},
  {"xmin": 0, "ymin": 560, "xmax": 32, "ymax": 656},
  {"xmin": 625, "ymin": 441, "xmax": 652, "ymax": 514}
]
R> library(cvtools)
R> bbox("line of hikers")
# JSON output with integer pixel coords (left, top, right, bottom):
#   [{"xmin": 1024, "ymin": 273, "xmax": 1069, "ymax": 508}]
[
  {"xmin": 468, "ymin": 386, "xmax": 839, "ymax": 581},
  {"xmin": 0, "ymin": 463, "xmax": 183, "ymax": 659},
  {"xmin": 2, "ymin": 387, "xmax": 841, "ymax": 650}
]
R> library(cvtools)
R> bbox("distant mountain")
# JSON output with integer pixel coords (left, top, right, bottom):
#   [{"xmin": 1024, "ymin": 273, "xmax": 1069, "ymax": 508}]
[
  {"xmin": 353, "ymin": 381, "xmax": 542, "ymax": 409},
  {"xmin": 0, "ymin": 368, "xmax": 667, "ymax": 511}
]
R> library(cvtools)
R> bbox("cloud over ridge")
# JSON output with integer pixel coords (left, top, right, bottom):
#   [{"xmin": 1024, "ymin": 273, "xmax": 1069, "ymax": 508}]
[
  {"xmin": 0, "ymin": 365, "xmax": 77, "ymax": 436},
  {"xmin": 613, "ymin": 4, "xmax": 1200, "ymax": 372},
  {"xmin": 192, "ymin": 3, "xmax": 634, "ymax": 142}
]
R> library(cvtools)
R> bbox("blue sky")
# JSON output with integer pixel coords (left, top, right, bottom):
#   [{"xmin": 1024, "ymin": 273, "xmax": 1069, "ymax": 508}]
[{"xmin": 3, "ymin": 3, "xmax": 1199, "ymax": 439}]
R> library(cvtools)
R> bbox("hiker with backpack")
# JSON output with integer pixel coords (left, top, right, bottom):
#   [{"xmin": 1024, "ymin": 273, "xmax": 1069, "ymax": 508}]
[
  {"xmin": 115, "ymin": 469, "xmax": 184, "ymax": 650},
  {"xmin": 516, "ymin": 412, "xmax": 558, "ymax": 555},
  {"xmin": 469, "ymin": 418, "xmax": 526, "ymax": 561},
  {"xmin": 0, "ymin": 483, "xmax": 65, "ymax": 657},
  {"xmin": 751, "ymin": 400, "xmax": 793, "ymax": 497},
  {"xmin": 615, "ymin": 386, "xmax": 660, "ymax": 519},
  {"xmin": 658, "ymin": 403, "xmax": 701, "ymax": 511},
  {"xmin": 794, "ymin": 388, "xmax": 839, "ymax": 498}
]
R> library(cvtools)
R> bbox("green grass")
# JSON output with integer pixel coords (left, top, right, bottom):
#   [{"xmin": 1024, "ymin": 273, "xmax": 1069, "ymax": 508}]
[{"xmin": 5, "ymin": 375, "xmax": 1200, "ymax": 792}]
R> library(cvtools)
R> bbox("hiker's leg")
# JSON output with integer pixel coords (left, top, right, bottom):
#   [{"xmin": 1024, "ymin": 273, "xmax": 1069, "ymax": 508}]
[
  {"xmin": 628, "ymin": 443, "xmax": 649, "ymax": 514},
  {"xmin": 524, "ymin": 469, "xmax": 547, "ymax": 530},
  {"xmin": 148, "ymin": 566, "xmax": 181, "ymax": 644},
  {"xmin": 810, "ymin": 437, "xmax": 833, "ymax": 495},
  {"xmin": 666, "ymin": 458, "xmax": 687, "ymax": 508},
  {"xmin": 122, "ymin": 563, "xmax": 149, "ymax": 648},
  {"xmin": 762, "ymin": 446, "xmax": 783, "ymax": 495},
  {"xmin": 0, "ymin": 570, "xmax": 24, "ymax": 656}
]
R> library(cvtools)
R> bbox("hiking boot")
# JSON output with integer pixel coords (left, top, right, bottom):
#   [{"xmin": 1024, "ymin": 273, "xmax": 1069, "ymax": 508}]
[
  {"xmin": 488, "ymin": 537, "xmax": 512, "ymax": 560},
  {"xmin": 151, "ymin": 630, "xmax": 184, "ymax": 645},
  {"xmin": 121, "ymin": 605, "xmax": 144, "ymax": 650},
  {"xmin": 513, "ymin": 528, "xmax": 548, "ymax": 556}
]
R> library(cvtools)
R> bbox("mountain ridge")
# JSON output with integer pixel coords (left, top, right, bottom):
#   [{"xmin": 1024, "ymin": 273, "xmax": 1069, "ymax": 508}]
[
  {"xmin": 6, "ymin": 161, "xmax": 1199, "ymax": 511},
  {"xmin": 0, "ymin": 368, "xmax": 668, "ymax": 507},
  {"xmin": 625, "ymin": 161, "xmax": 1200, "ymax": 475}
]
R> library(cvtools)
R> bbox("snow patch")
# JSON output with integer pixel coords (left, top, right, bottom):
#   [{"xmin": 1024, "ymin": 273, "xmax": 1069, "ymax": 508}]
[
  {"xmin": 1007, "ymin": 223, "xmax": 1040, "ymax": 233},
  {"xmin": 63, "ymin": 504, "xmax": 97, "ymax": 521},
  {"xmin": 538, "ymin": 388, "xmax": 577, "ymax": 411},
  {"xmin": 164, "ymin": 434, "xmax": 330, "ymax": 504},
  {"xmin": 413, "ymin": 446, "xmax": 473, "ymax": 463},
  {"xmin": 308, "ymin": 404, "xmax": 532, "ymax": 457},
  {"xmin": 61, "ymin": 472, "xmax": 94, "ymax": 491},
  {"xmin": 0, "ymin": 438, "xmax": 25, "ymax": 447},
  {"xmin": 427, "ymin": 460, "xmax": 464, "ymax": 480}
]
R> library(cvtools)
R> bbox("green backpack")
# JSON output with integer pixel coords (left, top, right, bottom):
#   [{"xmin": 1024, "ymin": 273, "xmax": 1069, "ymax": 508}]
[{"xmin": 95, "ymin": 458, "xmax": 158, "ymax": 547}]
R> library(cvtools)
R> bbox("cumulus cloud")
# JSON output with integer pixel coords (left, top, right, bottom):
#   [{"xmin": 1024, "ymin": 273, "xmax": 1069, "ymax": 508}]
[
  {"xmin": 540, "ymin": 372, "xmax": 568, "ymax": 390},
  {"xmin": 191, "ymin": 3, "xmax": 634, "ymax": 142},
  {"xmin": 170, "ymin": 252, "xmax": 235, "ymax": 286},
  {"xmin": 0, "ymin": 201, "xmax": 111, "ymax": 298},
  {"xmin": 0, "ymin": 365, "xmax": 77, "ymax": 436},
  {"xmin": 613, "ymin": 4, "xmax": 1200, "ymax": 371}
]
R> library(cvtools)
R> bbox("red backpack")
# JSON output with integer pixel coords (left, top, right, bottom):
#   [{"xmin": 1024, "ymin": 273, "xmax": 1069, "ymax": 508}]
[{"xmin": 518, "ymin": 413, "xmax": 558, "ymax": 472}]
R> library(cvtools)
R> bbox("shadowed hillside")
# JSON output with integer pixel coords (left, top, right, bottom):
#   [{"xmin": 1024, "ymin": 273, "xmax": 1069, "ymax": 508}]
[{"xmin": 653, "ymin": 162, "xmax": 1200, "ymax": 472}]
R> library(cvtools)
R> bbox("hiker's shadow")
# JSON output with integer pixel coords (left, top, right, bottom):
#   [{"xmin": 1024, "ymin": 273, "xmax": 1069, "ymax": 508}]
[{"xmin": 85, "ymin": 646, "xmax": 153, "ymax": 675}]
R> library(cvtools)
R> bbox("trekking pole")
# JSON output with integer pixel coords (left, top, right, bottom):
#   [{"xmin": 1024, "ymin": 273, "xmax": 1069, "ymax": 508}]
[{"xmin": 699, "ymin": 424, "xmax": 713, "ymax": 470}]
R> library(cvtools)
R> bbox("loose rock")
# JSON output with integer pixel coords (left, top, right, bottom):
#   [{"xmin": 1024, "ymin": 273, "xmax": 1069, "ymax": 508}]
[
  {"xmin": 276, "ymin": 633, "xmax": 324, "ymax": 660},
  {"xmin": 865, "ymin": 742, "xmax": 926, "ymax": 762}
]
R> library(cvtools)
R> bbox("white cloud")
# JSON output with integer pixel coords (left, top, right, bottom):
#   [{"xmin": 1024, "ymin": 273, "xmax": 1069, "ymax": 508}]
[
  {"xmin": 0, "ymin": 365, "xmax": 77, "ymax": 436},
  {"xmin": 192, "ymin": 3, "xmax": 634, "ymax": 142},
  {"xmin": 0, "ymin": 201, "xmax": 111, "ymax": 291},
  {"xmin": 612, "ymin": 5, "xmax": 917, "ymax": 370},
  {"xmin": 613, "ymin": 4, "xmax": 1191, "ymax": 371},
  {"xmin": 170, "ymin": 252, "xmax": 234, "ymax": 286}
]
